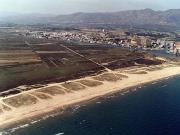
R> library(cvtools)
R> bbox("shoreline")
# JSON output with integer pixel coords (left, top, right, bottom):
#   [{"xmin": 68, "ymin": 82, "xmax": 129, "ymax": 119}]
[{"xmin": 1, "ymin": 64, "xmax": 180, "ymax": 128}]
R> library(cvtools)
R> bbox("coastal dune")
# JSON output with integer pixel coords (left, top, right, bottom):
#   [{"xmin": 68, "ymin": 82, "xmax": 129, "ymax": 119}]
[{"xmin": 0, "ymin": 64, "xmax": 180, "ymax": 127}]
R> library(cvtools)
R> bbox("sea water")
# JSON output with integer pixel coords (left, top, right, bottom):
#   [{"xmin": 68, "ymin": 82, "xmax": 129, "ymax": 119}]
[{"xmin": 1, "ymin": 76, "xmax": 180, "ymax": 135}]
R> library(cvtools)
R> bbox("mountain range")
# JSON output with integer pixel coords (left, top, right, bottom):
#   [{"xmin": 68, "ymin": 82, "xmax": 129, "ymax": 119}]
[{"xmin": 1, "ymin": 9, "xmax": 180, "ymax": 29}]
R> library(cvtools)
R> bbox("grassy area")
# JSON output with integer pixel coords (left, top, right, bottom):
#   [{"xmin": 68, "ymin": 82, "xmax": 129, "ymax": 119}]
[
  {"xmin": 0, "ymin": 104, "xmax": 11, "ymax": 112},
  {"xmin": 31, "ymin": 92, "xmax": 52, "ymax": 100},
  {"xmin": 61, "ymin": 82, "xmax": 86, "ymax": 91},
  {"xmin": 93, "ymin": 73, "xmax": 121, "ymax": 82},
  {"xmin": 146, "ymin": 67, "xmax": 163, "ymax": 71},
  {"xmin": 0, "ymin": 34, "xmax": 163, "ymax": 93},
  {"xmin": 37, "ymin": 86, "xmax": 66, "ymax": 96},
  {"xmin": 3, "ymin": 94, "xmax": 38, "ymax": 108},
  {"xmin": 115, "ymin": 73, "xmax": 129, "ymax": 78},
  {"xmin": 131, "ymin": 71, "xmax": 148, "ymax": 74}
]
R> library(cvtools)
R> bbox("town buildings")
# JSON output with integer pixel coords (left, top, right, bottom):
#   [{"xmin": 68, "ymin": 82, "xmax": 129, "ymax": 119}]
[{"xmin": 24, "ymin": 28, "xmax": 178, "ymax": 54}]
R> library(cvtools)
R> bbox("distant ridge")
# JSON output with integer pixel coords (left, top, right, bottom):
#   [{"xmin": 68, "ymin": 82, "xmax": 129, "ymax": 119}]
[{"xmin": 2, "ymin": 9, "xmax": 180, "ymax": 29}]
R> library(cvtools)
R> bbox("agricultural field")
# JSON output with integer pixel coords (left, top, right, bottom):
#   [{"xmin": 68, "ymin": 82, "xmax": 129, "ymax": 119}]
[
  {"xmin": 67, "ymin": 45, "xmax": 163, "ymax": 69},
  {"xmin": 0, "ymin": 30, "xmax": 41, "ymax": 67},
  {"xmin": 0, "ymin": 28, "xmax": 163, "ymax": 94}
]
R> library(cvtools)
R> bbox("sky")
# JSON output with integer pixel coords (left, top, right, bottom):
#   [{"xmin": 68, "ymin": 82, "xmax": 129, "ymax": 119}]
[{"xmin": 0, "ymin": 0, "xmax": 180, "ymax": 15}]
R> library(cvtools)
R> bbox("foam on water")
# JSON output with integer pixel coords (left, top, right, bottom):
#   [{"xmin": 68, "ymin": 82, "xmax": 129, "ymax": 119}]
[
  {"xmin": 30, "ymin": 119, "xmax": 41, "ymax": 124},
  {"xmin": 4, "ymin": 109, "xmax": 66, "ymax": 134},
  {"xmin": 96, "ymin": 101, "xmax": 101, "ymax": 104},
  {"xmin": 2, "ymin": 75, "xmax": 180, "ymax": 135},
  {"xmin": 6, "ymin": 124, "xmax": 30, "ymax": 134},
  {"xmin": 54, "ymin": 133, "xmax": 64, "ymax": 135},
  {"xmin": 161, "ymin": 85, "xmax": 167, "ymax": 88}
]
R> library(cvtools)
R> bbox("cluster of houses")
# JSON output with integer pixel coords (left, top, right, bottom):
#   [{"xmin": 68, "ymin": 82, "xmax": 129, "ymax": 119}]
[
  {"xmin": 24, "ymin": 29, "xmax": 180, "ymax": 56},
  {"xmin": 167, "ymin": 41, "xmax": 180, "ymax": 56}
]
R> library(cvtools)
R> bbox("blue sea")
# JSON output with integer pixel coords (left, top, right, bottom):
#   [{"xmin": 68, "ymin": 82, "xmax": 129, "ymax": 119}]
[{"xmin": 1, "ymin": 76, "xmax": 180, "ymax": 135}]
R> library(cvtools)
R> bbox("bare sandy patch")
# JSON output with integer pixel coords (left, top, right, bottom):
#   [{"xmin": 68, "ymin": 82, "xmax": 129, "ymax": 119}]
[
  {"xmin": 93, "ymin": 73, "xmax": 121, "ymax": 82},
  {"xmin": 77, "ymin": 79, "xmax": 103, "ymax": 87},
  {"xmin": 31, "ymin": 92, "xmax": 52, "ymax": 100},
  {"xmin": 61, "ymin": 82, "xmax": 86, "ymax": 91},
  {"xmin": 3, "ymin": 94, "xmax": 38, "ymax": 108},
  {"xmin": 37, "ymin": 86, "xmax": 66, "ymax": 96}
]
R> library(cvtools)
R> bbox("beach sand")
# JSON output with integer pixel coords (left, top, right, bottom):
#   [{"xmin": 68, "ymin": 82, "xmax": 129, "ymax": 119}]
[{"xmin": 1, "ymin": 64, "xmax": 180, "ymax": 128}]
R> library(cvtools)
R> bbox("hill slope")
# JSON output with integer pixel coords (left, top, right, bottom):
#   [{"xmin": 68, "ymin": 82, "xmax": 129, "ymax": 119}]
[{"xmin": 2, "ymin": 9, "xmax": 180, "ymax": 28}]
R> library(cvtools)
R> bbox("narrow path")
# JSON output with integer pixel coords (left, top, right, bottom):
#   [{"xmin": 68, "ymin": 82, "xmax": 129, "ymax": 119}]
[
  {"xmin": 35, "ymin": 92, "xmax": 54, "ymax": 98},
  {"xmin": 0, "ymin": 104, "xmax": 5, "ymax": 113},
  {"xmin": 57, "ymin": 43, "xmax": 133, "ymax": 81},
  {"xmin": 28, "ymin": 42, "xmax": 57, "ymax": 46},
  {"xmin": 25, "ymin": 41, "xmax": 51, "ymax": 68},
  {"xmin": 25, "ymin": 41, "xmax": 40, "ymax": 55},
  {"xmin": 0, "ymin": 100, "xmax": 15, "ymax": 110},
  {"xmin": 58, "ymin": 44, "xmax": 112, "ymax": 72},
  {"xmin": 27, "ymin": 93, "xmax": 43, "ymax": 102},
  {"xmin": 47, "ymin": 57, "xmax": 58, "ymax": 67}
]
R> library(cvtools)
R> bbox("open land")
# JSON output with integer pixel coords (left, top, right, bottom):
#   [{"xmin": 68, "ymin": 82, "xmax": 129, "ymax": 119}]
[
  {"xmin": 0, "ymin": 28, "xmax": 162, "ymax": 92},
  {"xmin": 1, "ymin": 63, "xmax": 180, "ymax": 127},
  {"xmin": 0, "ymin": 28, "xmax": 180, "ymax": 128}
]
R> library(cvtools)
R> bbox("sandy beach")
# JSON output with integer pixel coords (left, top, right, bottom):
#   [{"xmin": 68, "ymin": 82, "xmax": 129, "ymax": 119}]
[{"xmin": 1, "ymin": 63, "xmax": 180, "ymax": 128}]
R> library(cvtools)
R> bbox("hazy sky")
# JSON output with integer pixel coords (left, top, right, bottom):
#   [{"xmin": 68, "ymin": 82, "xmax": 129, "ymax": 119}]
[{"xmin": 0, "ymin": 0, "xmax": 179, "ymax": 14}]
